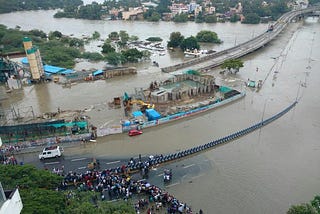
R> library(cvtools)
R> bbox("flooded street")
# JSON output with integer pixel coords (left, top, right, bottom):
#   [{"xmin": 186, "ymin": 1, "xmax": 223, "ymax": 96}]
[{"xmin": 0, "ymin": 9, "xmax": 320, "ymax": 213}]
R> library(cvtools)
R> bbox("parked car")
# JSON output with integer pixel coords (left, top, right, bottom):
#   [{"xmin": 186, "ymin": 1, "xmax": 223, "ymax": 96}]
[
  {"xmin": 39, "ymin": 145, "xmax": 63, "ymax": 160},
  {"xmin": 128, "ymin": 129, "xmax": 143, "ymax": 136}
]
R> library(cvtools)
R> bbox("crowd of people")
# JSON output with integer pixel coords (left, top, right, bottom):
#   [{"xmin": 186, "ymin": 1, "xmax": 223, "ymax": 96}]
[{"xmin": 60, "ymin": 168, "xmax": 195, "ymax": 214}]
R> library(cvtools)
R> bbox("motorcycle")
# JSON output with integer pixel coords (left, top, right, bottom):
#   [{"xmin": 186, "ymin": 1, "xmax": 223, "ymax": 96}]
[{"xmin": 163, "ymin": 169, "xmax": 172, "ymax": 183}]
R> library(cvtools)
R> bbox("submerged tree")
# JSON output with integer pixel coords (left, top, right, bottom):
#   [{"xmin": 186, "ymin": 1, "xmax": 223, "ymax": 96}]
[{"xmin": 221, "ymin": 59, "xmax": 244, "ymax": 73}]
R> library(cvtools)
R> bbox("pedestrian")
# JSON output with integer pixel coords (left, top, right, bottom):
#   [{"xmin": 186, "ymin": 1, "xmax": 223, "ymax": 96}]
[{"xmin": 199, "ymin": 209, "xmax": 203, "ymax": 214}]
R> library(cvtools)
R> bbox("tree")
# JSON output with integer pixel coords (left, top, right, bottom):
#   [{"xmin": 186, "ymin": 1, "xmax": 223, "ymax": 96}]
[
  {"xmin": 102, "ymin": 43, "xmax": 115, "ymax": 54},
  {"xmin": 195, "ymin": 12, "xmax": 205, "ymax": 23},
  {"xmin": 119, "ymin": 30, "xmax": 129, "ymax": 47},
  {"xmin": 105, "ymin": 52, "xmax": 125, "ymax": 65},
  {"xmin": 173, "ymin": 13, "xmax": 188, "ymax": 22},
  {"xmin": 92, "ymin": 31, "xmax": 100, "ymax": 40},
  {"xmin": 48, "ymin": 30, "xmax": 63, "ymax": 40},
  {"xmin": 108, "ymin": 31, "xmax": 119, "ymax": 41},
  {"xmin": 287, "ymin": 203, "xmax": 318, "ymax": 214},
  {"xmin": 196, "ymin": 30, "xmax": 221, "ymax": 43},
  {"xmin": 204, "ymin": 15, "xmax": 217, "ymax": 23},
  {"xmin": 311, "ymin": 195, "xmax": 320, "ymax": 213},
  {"xmin": 242, "ymin": 13, "xmax": 261, "ymax": 24},
  {"xmin": 180, "ymin": 36, "xmax": 200, "ymax": 51},
  {"xmin": 121, "ymin": 48, "xmax": 143, "ymax": 62},
  {"xmin": 230, "ymin": 14, "xmax": 239, "ymax": 23},
  {"xmin": 167, "ymin": 32, "xmax": 184, "ymax": 48},
  {"xmin": 221, "ymin": 59, "xmax": 244, "ymax": 73}
]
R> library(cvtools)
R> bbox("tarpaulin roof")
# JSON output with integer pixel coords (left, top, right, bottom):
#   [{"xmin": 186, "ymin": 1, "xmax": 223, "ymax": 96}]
[
  {"xmin": 21, "ymin": 57, "xmax": 29, "ymax": 64},
  {"xmin": 92, "ymin": 70, "xmax": 103, "ymax": 76},
  {"xmin": 60, "ymin": 69, "xmax": 75, "ymax": 75},
  {"xmin": 145, "ymin": 109, "xmax": 161, "ymax": 121},
  {"xmin": 132, "ymin": 111, "xmax": 143, "ymax": 117},
  {"xmin": 219, "ymin": 86, "xmax": 232, "ymax": 93},
  {"xmin": 43, "ymin": 65, "xmax": 65, "ymax": 74}
]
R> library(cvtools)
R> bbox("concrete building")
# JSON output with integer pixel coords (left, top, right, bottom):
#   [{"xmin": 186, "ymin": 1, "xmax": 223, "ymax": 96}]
[
  {"xmin": 149, "ymin": 74, "xmax": 216, "ymax": 103},
  {"xmin": 0, "ymin": 182, "xmax": 23, "ymax": 214},
  {"xmin": 22, "ymin": 37, "xmax": 44, "ymax": 81}
]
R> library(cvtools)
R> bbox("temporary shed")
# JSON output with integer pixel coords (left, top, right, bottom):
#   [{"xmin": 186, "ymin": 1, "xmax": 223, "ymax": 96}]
[
  {"xmin": 43, "ymin": 65, "xmax": 65, "ymax": 74},
  {"xmin": 92, "ymin": 70, "xmax": 103, "ymax": 76},
  {"xmin": 132, "ymin": 111, "xmax": 143, "ymax": 117},
  {"xmin": 145, "ymin": 109, "xmax": 161, "ymax": 121}
]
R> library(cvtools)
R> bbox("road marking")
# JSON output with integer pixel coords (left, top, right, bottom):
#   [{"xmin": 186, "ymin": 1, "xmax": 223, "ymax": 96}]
[
  {"xmin": 166, "ymin": 182, "xmax": 179, "ymax": 188},
  {"xmin": 71, "ymin": 158, "xmax": 87, "ymax": 162},
  {"xmin": 44, "ymin": 161, "xmax": 60, "ymax": 165},
  {"xmin": 183, "ymin": 164, "xmax": 195, "ymax": 169},
  {"xmin": 191, "ymin": 173, "xmax": 205, "ymax": 180},
  {"xmin": 157, "ymin": 173, "xmax": 163, "ymax": 177},
  {"xmin": 78, "ymin": 166, "xmax": 86, "ymax": 169},
  {"xmin": 106, "ymin": 160, "xmax": 120, "ymax": 165}
]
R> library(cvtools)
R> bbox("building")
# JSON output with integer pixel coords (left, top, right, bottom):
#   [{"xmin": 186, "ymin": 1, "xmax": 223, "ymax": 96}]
[
  {"xmin": 22, "ymin": 37, "xmax": 44, "ymax": 81},
  {"xmin": 148, "ymin": 73, "xmax": 216, "ymax": 103},
  {"xmin": 0, "ymin": 182, "xmax": 23, "ymax": 214},
  {"xmin": 122, "ymin": 7, "xmax": 145, "ymax": 20}
]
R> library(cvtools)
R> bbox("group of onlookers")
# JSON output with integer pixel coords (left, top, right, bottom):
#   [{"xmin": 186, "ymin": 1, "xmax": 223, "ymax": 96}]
[{"xmin": 59, "ymin": 168, "xmax": 194, "ymax": 213}]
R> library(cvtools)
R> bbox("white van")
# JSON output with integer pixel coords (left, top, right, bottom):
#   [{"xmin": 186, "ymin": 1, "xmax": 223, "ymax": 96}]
[{"xmin": 39, "ymin": 145, "xmax": 63, "ymax": 160}]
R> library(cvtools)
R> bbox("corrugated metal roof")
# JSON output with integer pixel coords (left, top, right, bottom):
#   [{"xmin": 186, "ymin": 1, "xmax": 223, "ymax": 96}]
[{"xmin": 43, "ymin": 65, "xmax": 65, "ymax": 74}]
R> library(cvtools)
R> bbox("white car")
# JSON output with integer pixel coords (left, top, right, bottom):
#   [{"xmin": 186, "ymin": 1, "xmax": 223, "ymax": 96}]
[{"xmin": 39, "ymin": 146, "xmax": 63, "ymax": 160}]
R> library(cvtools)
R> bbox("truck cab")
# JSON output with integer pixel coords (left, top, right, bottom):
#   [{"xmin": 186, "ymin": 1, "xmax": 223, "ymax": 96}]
[{"xmin": 39, "ymin": 146, "xmax": 63, "ymax": 160}]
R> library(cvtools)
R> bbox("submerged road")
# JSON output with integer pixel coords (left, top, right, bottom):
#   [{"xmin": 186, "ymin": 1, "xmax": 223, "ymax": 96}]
[{"xmin": 161, "ymin": 6, "xmax": 320, "ymax": 74}]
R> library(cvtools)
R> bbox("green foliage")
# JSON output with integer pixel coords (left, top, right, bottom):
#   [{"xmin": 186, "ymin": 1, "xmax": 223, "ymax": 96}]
[
  {"xmin": 129, "ymin": 35, "xmax": 139, "ymax": 42},
  {"xmin": 0, "ymin": 164, "xmax": 61, "ymax": 189},
  {"xmin": 92, "ymin": 31, "xmax": 101, "ymax": 40},
  {"xmin": 119, "ymin": 30, "xmax": 129, "ymax": 45},
  {"xmin": 205, "ymin": 15, "xmax": 217, "ymax": 23},
  {"xmin": 287, "ymin": 203, "xmax": 318, "ymax": 214},
  {"xmin": 102, "ymin": 43, "xmax": 116, "ymax": 54},
  {"xmin": 105, "ymin": 52, "xmax": 125, "ymax": 65},
  {"xmin": 121, "ymin": 48, "xmax": 143, "ymax": 62},
  {"xmin": 82, "ymin": 52, "xmax": 104, "ymax": 61},
  {"xmin": 55, "ymin": 3, "xmax": 104, "ymax": 20},
  {"xmin": 40, "ymin": 40, "xmax": 81, "ymax": 68},
  {"xmin": 109, "ymin": 31, "xmax": 119, "ymax": 41},
  {"xmin": 144, "ymin": 9, "xmax": 161, "ymax": 22},
  {"xmin": 242, "ymin": 13, "xmax": 261, "ymax": 24},
  {"xmin": 146, "ymin": 37, "xmax": 163, "ymax": 42},
  {"xmin": 196, "ymin": 30, "xmax": 221, "ymax": 43},
  {"xmin": 0, "ymin": 0, "xmax": 82, "ymax": 14},
  {"xmin": 48, "ymin": 31, "xmax": 63, "ymax": 40},
  {"xmin": 195, "ymin": 12, "xmax": 205, "ymax": 23},
  {"xmin": 68, "ymin": 38, "xmax": 84, "ymax": 48},
  {"xmin": 173, "ymin": 13, "xmax": 188, "ymax": 22},
  {"xmin": 180, "ymin": 36, "xmax": 200, "ymax": 51},
  {"xmin": 29, "ymin": 29, "xmax": 47, "ymax": 39},
  {"xmin": 156, "ymin": 0, "xmax": 171, "ymax": 14},
  {"xmin": 221, "ymin": 59, "xmax": 244, "ymax": 72},
  {"xmin": 20, "ymin": 188, "xmax": 66, "ymax": 214},
  {"xmin": 311, "ymin": 195, "xmax": 320, "ymax": 213},
  {"xmin": 230, "ymin": 14, "xmax": 240, "ymax": 23},
  {"xmin": 167, "ymin": 32, "xmax": 184, "ymax": 48}
]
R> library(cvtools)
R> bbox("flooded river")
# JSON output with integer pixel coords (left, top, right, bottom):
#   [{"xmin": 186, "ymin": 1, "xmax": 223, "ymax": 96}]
[{"xmin": 0, "ymin": 10, "xmax": 320, "ymax": 213}]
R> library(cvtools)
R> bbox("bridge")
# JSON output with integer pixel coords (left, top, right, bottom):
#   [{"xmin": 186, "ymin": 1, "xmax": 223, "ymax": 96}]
[{"xmin": 161, "ymin": 6, "xmax": 320, "ymax": 73}]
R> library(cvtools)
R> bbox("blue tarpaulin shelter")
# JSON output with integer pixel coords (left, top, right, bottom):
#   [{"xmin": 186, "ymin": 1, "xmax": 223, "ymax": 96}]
[
  {"xmin": 21, "ymin": 57, "xmax": 29, "ymax": 64},
  {"xmin": 43, "ymin": 65, "xmax": 65, "ymax": 74},
  {"xmin": 92, "ymin": 70, "xmax": 103, "ymax": 76},
  {"xmin": 60, "ymin": 69, "xmax": 75, "ymax": 75},
  {"xmin": 145, "ymin": 109, "xmax": 161, "ymax": 121},
  {"xmin": 132, "ymin": 111, "xmax": 143, "ymax": 117}
]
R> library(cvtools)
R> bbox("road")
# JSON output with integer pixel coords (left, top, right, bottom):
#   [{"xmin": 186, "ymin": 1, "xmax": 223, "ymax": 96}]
[{"xmin": 161, "ymin": 6, "xmax": 320, "ymax": 74}]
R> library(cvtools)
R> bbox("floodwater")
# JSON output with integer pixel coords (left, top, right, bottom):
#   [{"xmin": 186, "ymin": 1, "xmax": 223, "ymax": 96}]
[{"xmin": 0, "ymin": 10, "xmax": 320, "ymax": 213}]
